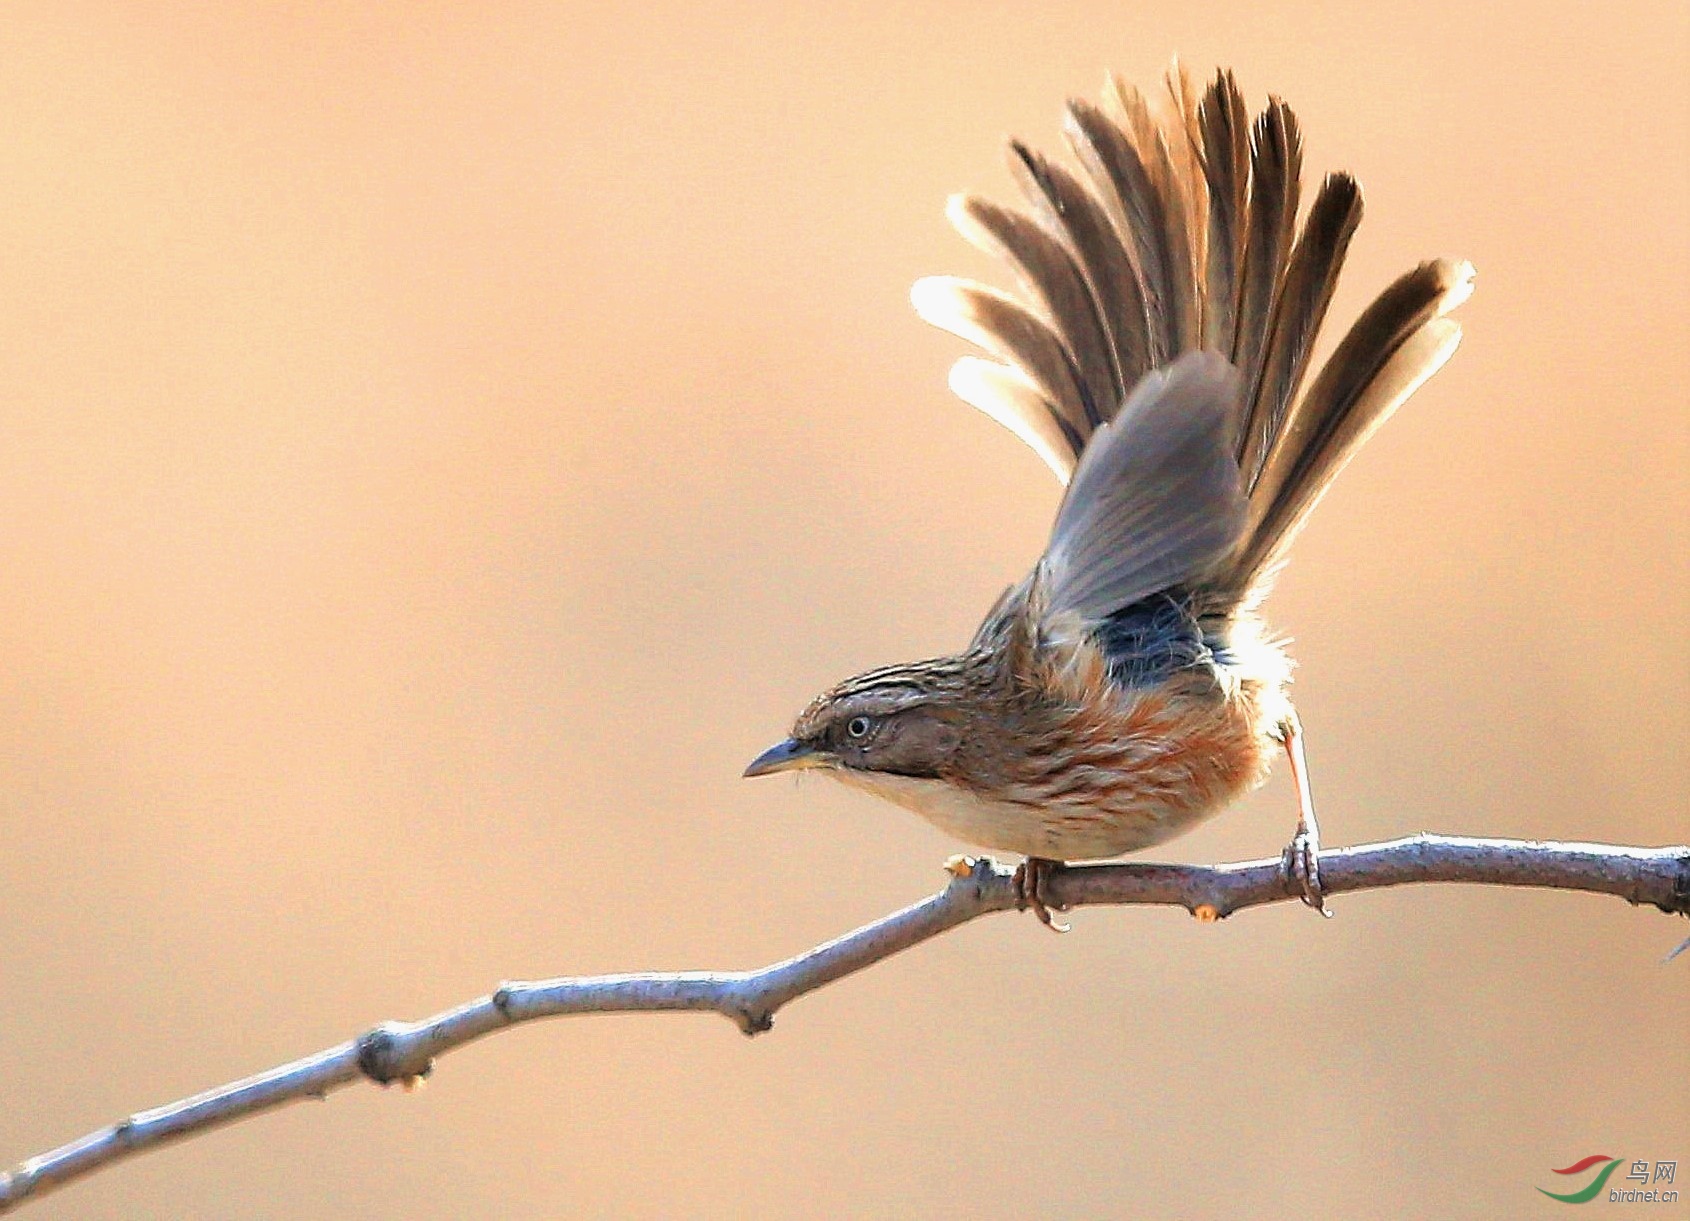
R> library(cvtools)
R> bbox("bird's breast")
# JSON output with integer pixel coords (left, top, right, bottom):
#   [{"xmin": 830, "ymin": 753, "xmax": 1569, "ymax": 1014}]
[{"xmin": 832, "ymin": 673, "xmax": 1280, "ymax": 860}]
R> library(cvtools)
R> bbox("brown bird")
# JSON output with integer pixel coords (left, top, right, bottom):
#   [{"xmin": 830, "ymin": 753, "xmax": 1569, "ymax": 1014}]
[{"xmin": 745, "ymin": 63, "xmax": 1473, "ymax": 927}]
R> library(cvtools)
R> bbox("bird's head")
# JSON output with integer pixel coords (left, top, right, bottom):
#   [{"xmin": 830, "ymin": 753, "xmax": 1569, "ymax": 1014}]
[{"xmin": 743, "ymin": 661, "xmax": 974, "ymax": 784}]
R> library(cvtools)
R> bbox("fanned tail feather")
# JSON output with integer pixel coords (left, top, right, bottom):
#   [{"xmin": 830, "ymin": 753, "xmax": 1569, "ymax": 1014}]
[
  {"xmin": 1007, "ymin": 141, "xmax": 1152, "ymax": 402},
  {"xmin": 1102, "ymin": 72, "xmax": 1203, "ymax": 355},
  {"xmin": 913, "ymin": 61, "xmax": 1471, "ymax": 608},
  {"xmin": 1234, "ymin": 258, "xmax": 1475, "ymax": 585},
  {"xmin": 911, "ymin": 274, "xmax": 1091, "ymax": 449},
  {"xmin": 1197, "ymin": 70, "xmax": 1250, "ymax": 358},
  {"xmin": 1234, "ymin": 101, "xmax": 1301, "ymax": 379},
  {"xmin": 945, "ymin": 193, "xmax": 1119, "ymax": 428}
]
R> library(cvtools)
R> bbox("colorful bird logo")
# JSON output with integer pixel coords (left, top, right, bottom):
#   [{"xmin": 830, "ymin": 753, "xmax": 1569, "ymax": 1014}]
[{"xmin": 1538, "ymin": 1155, "xmax": 1626, "ymax": 1203}]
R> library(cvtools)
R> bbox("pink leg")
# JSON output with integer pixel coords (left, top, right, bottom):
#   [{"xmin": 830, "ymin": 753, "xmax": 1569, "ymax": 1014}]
[{"xmin": 1280, "ymin": 714, "xmax": 1329, "ymax": 914}]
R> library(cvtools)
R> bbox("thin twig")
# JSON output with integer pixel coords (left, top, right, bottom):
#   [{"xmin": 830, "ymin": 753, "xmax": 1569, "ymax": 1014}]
[{"xmin": 2, "ymin": 833, "xmax": 1684, "ymax": 1213}]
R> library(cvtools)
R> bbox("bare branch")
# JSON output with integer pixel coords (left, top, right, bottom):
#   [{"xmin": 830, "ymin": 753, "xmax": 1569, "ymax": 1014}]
[{"xmin": 3, "ymin": 833, "xmax": 1684, "ymax": 1213}]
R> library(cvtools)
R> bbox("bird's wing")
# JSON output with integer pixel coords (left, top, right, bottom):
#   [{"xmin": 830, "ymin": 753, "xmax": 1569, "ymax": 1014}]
[{"xmin": 1039, "ymin": 351, "xmax": 1246, "ymax": 624}]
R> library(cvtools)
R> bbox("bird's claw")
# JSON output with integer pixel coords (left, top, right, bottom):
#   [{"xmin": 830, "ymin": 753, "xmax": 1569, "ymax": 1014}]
[
  {"xmin": 1282, "ymin": 827, "xmax": 1329, "ymax": 915},
  {"xmin": 1014, "ymin": 858, "xmax": 1071, "ymax": 933}
]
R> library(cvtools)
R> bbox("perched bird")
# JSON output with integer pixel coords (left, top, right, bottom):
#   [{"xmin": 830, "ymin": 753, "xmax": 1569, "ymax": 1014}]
[{"xmin": 745, "ymin": 63, "xmax": 1473, "ymax": 926}]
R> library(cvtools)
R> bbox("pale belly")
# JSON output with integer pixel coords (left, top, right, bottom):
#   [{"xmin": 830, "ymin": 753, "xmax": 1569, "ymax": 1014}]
[{"xmin": 833, "ymin": 752, "xmax": 1269, "ymax": 859}]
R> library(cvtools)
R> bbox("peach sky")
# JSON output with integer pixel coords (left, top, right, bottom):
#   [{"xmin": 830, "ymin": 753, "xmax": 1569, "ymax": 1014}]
[{"xmin": 1, "ymin": 3, "xmax": 1685, "ymax": 1217}]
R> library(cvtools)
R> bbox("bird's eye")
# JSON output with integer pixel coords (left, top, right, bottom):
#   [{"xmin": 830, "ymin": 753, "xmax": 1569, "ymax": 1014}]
[{"xmin": 845, "ymin": 715, "xmax": 873, "ymax": 739}]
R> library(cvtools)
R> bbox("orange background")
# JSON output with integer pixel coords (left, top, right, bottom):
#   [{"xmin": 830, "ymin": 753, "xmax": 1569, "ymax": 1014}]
[{"xmin": 1, "ymin": 3, "xmax": 1685, "ymax": 1217}]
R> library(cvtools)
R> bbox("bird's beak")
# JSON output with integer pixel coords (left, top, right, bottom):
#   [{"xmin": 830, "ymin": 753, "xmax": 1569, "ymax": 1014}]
[{"xmin": 743, "ymin": 737, "xmax": 831, "ymax": 778}]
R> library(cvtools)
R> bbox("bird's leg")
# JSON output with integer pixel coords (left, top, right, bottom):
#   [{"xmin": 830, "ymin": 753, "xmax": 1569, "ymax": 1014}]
[
  {"xmin": 1013, "ymin": 857, "xmax": 1070, "ymax": 933},
  {"xmin": 1278, "ymin": 714, "xmax": 1329, "ymax": 914}
]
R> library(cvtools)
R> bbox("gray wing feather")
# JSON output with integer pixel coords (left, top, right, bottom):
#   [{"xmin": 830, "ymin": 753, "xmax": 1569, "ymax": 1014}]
[{"xmin": 1042, "ymin": 352, "xmax": 1247, "ymax": 623}]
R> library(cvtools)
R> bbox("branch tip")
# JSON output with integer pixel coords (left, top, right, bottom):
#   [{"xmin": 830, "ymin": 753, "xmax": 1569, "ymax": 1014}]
[{"xmin": 945, "ymin": 854, "xmax": 1013, "ymax": 906}]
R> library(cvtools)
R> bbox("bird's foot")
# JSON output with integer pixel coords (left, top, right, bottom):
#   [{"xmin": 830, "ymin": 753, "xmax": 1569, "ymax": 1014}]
[
  {"xmin": 1278, "ymin": 713, "xmax": 1330, "ymax": 916},
  {"xmin": 1013, "ymin": 857, "xmax": 1070, "ymax": 933},
  {"xmin": 1281, "ymin": 825, "xmax": 1329, "ymax": 916}
]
